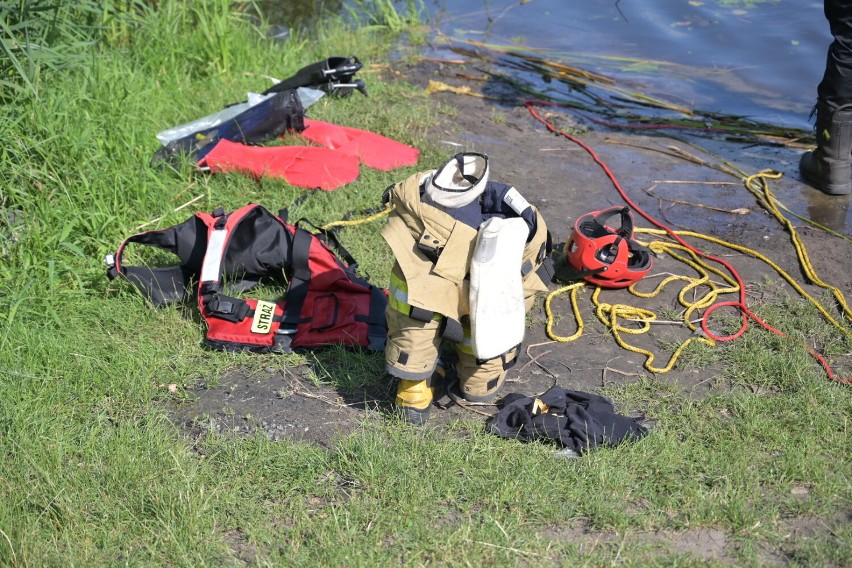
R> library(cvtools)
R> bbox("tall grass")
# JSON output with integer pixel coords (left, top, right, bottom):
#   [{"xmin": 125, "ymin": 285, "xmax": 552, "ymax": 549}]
[
  {"xmin": 347, "ymin": 0, "xmax": 425, "ymax": 32},
  {"xmin": 0, "ymin": 0, "xmax": 117, "ymax": 99}
]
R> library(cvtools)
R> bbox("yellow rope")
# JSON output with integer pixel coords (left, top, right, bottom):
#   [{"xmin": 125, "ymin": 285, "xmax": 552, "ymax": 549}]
[
  {"xmin": 740, "ymin": 169, "xmax": 851, "ymax": 322},
  {"xmin": 543, "ymin": 247, "xmax": 728, "ymax": 374},
  {"xmin": 320, "ymin": 205, "xmax": 391, "ymax": 231},
  {"xmin": 544, "ymin": 282, "xmax": 586, "ymax": 342},
  {"xmin": 591, "ymin": 286, "xmax": 716, "ymax": 374},
  {"xmin": 637, "ymin": 228, "xmax": 852, "ymax": 338},
  {"xmin": 631, "ymin": 242, "xmax": 739, "ymax": 342}
]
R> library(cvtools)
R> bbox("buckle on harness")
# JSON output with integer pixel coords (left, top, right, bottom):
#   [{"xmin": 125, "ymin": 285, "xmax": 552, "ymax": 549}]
[
  {"xmin": 367, "ymin": 334, "xmax": 386, "ymax": 351},
  {"xmin": 206, "ymin": 294, "xmax": 250, "ymax": 322},
  {"xmin": 273, "ymin": 329, "xmax": 295, "ymax": 352},
  {"xmin": 475, "ymin": 344, "xmax": 520, "ymax": 369},
  {"xmin": 210, "ymin": 297, "xmax": 236, "ymax": 314},
  {"xmin": 416, "ymin": 243, "xmax": 443, "ymax": 262},
  {"xmin": 416, "ymin": 232, "xmax": 445, "ymax": 262}
]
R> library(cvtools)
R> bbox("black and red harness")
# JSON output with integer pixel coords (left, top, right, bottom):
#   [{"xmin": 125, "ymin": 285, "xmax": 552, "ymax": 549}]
[{"xmin": 106, "ymin": 203, "xmax": 388, "ymax": 352}]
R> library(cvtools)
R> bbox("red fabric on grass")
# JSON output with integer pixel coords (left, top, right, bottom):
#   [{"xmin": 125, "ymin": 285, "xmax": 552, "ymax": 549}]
[
  {"xmin": 301, "ymin": 119, "xmax": 420, "ymax": 171},
  {"xmin": 198, "ymin": 140, "xmax": 360, "ymax": 191}
]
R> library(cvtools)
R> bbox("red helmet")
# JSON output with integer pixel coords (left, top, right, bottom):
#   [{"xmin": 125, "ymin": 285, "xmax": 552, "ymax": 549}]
[{"xmin": 564, "ymin": 206, "xmax": 653, "ymax": 288}]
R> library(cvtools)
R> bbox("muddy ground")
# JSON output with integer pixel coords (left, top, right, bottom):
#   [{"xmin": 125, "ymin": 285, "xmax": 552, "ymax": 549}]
[{"xmin": 171, "ymin": 60, "xmax": 851, "ymax": 449}]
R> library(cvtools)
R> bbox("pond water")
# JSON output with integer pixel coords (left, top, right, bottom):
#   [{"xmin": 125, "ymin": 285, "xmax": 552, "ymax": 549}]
[
  {"xmin": 260, "ymin": 0, "xmax": 831, "ymax": 131},
  {"xmin": 425, "ymin": 0, "xmax": 829, "ymax": 130}
]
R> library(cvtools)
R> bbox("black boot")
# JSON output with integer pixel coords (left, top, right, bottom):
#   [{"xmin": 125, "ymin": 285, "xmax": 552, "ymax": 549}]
[{"xmin": 800, "ymin": 100, "xmax": 852, "ymax": 195}]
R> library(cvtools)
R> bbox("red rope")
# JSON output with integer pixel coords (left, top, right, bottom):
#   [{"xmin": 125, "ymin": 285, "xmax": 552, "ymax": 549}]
[{"xmin": 524, "ymin": 100, "xmax": 848, "ymax": 383}]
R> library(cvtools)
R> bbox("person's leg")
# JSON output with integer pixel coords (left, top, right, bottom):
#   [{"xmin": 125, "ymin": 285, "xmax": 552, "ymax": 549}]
[
  {"xmin": 455, "ymin": 345, "xmax": 519, "ymax": 403},
  {"xmin": 802, "ymin": 1, "xmax": 852, "ymax": 195},
  {"xmin": 385, "ymin": 306, "xmax": 443, "ymax": 424},
  {"xmin": 818, "ymin": 0, "xmax": 852, "ymax": 106}
]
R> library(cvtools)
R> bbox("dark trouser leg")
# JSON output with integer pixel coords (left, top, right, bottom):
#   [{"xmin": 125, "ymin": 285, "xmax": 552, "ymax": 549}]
[{"xmin": 818, "ymin": 0, "xmax": 852, "ymax": 106}]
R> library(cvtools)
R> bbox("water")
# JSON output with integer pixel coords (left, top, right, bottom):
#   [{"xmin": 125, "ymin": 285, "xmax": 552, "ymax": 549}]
[
  {"xmin": 432, "ymin": 0, "xmax": 833, "ymax": 129},
  {"xmin": 260, "ymin": 0, "xmax": 832, "ymax": 130},
  {"xmin": 429, "ymin": 0, "xmax": 833, "ymax": 129}
]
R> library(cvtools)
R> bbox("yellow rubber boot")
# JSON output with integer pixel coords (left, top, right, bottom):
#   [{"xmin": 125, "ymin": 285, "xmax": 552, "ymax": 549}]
[{"xmin": 395, "ymin": 379, "xmax": 433, "ymax": 425}]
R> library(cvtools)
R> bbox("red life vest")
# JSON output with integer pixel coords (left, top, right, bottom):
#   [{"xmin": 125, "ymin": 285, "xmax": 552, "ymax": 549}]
[{"xmin": 106, "ymin": 203, "xmax": 388, "ymax": 352}]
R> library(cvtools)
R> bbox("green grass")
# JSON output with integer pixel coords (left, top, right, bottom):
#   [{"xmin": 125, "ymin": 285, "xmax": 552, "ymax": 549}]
[{"xmin": 1, "ymin": 1, "xmax": 851, "ymax": 566}]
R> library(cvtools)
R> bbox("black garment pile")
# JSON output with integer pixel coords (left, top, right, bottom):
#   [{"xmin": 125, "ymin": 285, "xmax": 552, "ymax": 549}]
[{"xmin": 486, "ymin": 386, "xmax": 648, "ymax": 454}]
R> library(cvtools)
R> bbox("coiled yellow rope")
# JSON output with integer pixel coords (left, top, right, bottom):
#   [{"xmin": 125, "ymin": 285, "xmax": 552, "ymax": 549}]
[
  {"xmin": 544, "ymin": 282, "xmax": 586, "ymax": 342},
  {"xmin": 638, "ymin": 228, "xmax": 852, "ymax": 339},
  {"xmin": 544, "ymin": 242, "xmax": 731, "ymax": 374}
]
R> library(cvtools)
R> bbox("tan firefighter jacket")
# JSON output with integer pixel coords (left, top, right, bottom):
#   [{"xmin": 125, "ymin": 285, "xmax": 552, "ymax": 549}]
[{"xmin": 382, "ymin": 171, "xmax": 551, "ymax": 326}]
